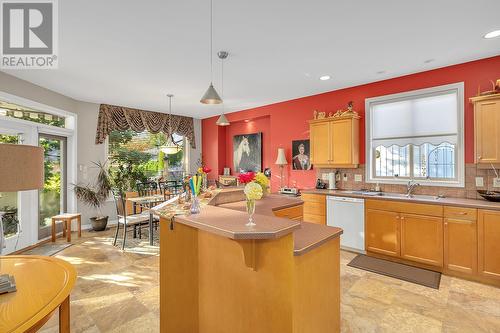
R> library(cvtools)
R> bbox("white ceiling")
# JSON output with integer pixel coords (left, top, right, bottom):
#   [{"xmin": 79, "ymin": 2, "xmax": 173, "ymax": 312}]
[{"xmin": 3, "ymin": 0, "xmax": 500, "ymax": 119}]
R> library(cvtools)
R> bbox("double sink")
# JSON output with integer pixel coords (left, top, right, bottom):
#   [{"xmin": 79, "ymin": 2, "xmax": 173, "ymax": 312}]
[{"xmin": 339, "ymin": 190, "xmax": 442, "ymax": 201}]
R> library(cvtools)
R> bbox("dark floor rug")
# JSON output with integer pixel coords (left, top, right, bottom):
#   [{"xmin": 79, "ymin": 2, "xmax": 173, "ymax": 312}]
[
  {"xmin": 347, "ymin": 254, "xmax": 441, "ymax": 289},
  {"xmin": 22, "ymin": 243, "xmax": 73, "ymax": 256}
]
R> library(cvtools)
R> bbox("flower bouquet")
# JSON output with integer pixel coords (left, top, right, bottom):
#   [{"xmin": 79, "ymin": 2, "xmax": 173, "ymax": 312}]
[
  {"xmin": 238, "ymin": 172, "xmax": 269, "ymax": 227},
  {"xmin": 197, "ymin": 166, "xmax": 212, "ymax": 192}
]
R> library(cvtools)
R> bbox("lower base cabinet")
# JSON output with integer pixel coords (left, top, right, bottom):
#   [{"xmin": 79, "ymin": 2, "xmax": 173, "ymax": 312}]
[
  {"xmin": 444, "ymin": 218, "xmax": 477, "ymax": 275},
  {"xmin": 365, "ymin": 209, "xmax": 400, "ymax": 257},
  {"xmin": 478, "ymin": 209, "xmax": 500, "ymax": 280},
  {"xmin": 400, "ymin": 213, "xmax": 443, "ymax": 267}
]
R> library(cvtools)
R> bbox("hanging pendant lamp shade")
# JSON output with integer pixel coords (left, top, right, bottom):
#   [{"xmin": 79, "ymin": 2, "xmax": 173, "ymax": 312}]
[
  {"xmin": 200, "ymin": 0, "xmax": 222, "ymax": 105},
  {"xmin": 200, "ymin": 83, "xmax": 222, "ymax": 104},
  {"xmin": 216, "ymin": 113, "xmax": 229, "ymax": 126},
  {"xmin": 161, "ymin": 94, "xmax": 181, "ymax": 155}
]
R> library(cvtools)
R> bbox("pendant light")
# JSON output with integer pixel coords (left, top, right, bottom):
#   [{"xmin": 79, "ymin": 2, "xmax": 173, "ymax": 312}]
[
  {"xmin": 200, "ymin": 0, "xmax": 222, "ymax": 104},
  {"xmin": 161, "ymin": 94, "xmax": 181, "ymax": 155},
  {"xmin": 216, "ymin": 50, "xmax": 230, "ymax": 126}
]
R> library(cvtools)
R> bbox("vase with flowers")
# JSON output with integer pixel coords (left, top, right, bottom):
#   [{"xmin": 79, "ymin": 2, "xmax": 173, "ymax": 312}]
[
  {"xmin": 238, "ymin": 172, "xmax": 264, "ymax": 227},
  {"xmin": 197, "ymin": 165, "xmax": 212, "ymax": 192}
]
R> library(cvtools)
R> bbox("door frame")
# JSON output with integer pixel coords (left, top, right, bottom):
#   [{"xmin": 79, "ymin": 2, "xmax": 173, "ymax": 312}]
[{"xmin": 0, "ymin": 91, "xmax": 77, "ymax": 253}]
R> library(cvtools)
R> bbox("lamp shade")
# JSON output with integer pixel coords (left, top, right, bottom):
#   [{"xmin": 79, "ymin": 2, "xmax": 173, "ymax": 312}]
[
  {"xmin": 275, "ymin": 148, "xmax": 288, "ymax": 165},
  {"xmin": 0, "ymin": 144, "xmax": 44, "ymax": 192},
  {"xmin": 200, "ymin": 83, "xmax": 222, "ymax": 104},
  {"xmin": 216, "ymin": 113, "xmax": 230, "ymax": 126}
]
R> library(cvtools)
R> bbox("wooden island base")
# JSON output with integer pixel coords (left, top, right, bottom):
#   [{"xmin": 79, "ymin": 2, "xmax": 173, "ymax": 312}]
[{"xmin": 160, "ymin": 220, "xmax": 340, "ymax": 333}]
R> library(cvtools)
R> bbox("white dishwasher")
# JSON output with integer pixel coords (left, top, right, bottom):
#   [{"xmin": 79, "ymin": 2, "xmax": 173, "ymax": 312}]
[{"xmin": 327, "ymin": 196, "xmax": 365, "ymax": 253}]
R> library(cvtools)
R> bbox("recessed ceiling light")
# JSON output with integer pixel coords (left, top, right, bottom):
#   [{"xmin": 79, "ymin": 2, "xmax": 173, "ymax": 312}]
[
  {"xmin": 319, "ymin": 75, "xmax": 331, "ymax": 81},
  {"xmin": 424, "ymin": 58, "xmax": 435, "ymax": 64},
  {"xmin": 376, "ymin": 70, "xmax": 386, "ymax": 74},
  {"xmin": 484, "ymin": 30, "xmax": 500, "ymax": 39}
]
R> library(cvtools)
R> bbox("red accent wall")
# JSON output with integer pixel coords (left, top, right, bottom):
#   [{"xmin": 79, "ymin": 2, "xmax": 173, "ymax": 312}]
[{"xmin": 202, "ymin": 56, "xmax": 500, "ymax": 190}]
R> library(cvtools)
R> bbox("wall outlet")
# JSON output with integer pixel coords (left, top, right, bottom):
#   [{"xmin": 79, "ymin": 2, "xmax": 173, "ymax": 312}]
[
  {"xmin": 343, "ymin": 173, "xmax": 348, "ymax": 181},
  {"xmin": 354, "ymin": 174, "xmax": 363, "ymax": 182},
  {"xmin": 322, "ymin": 173, "xmax": 329, "ymax": 181},
  {"xmin": 475, "ymin": 177, "xmax": 484, "ymax": 187},
  {"xmin": 494, "ymin": 178, "xmax": 500, "ymax": 188}
]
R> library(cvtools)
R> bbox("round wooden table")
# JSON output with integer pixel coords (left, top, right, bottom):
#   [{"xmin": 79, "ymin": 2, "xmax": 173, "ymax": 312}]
[{"xmin": 0, "ymin": 255, "xmax": 77, "ymax": 333}]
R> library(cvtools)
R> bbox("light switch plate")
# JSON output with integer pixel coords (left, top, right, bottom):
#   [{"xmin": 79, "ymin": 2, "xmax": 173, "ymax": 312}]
[
  {"xmin": 494, "ymin": 178, "xmax": 500, "ymax": 188},
  {"xmin": 475, "ymin": 177, "xmax": 484, "ymax": 187},
  {"xmin": 343, "ymin": 173, "xmax": 348, "ymax": 181},
  {"xmin": 354, "ymin": 174, "xmax": 363, "ymax": 182}
]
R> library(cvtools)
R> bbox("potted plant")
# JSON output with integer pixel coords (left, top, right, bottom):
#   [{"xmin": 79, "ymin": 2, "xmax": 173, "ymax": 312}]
[{"xmin": 74, "ymin": 162, "xmax": 112, "ymax": 231}]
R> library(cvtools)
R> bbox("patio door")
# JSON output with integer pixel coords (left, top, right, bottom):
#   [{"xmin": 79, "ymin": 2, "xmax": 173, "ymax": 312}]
[{"xmin": 38, "ymin": 134, "xmax": 67, "ymax": 240}]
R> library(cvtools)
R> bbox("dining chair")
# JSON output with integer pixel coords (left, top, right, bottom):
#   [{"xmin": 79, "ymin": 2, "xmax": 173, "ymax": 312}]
[
  {"xmin": 136, "ymin": 181, "xmax": 158, "ymax": 197},
  {"xmin": 112, "ymin": 191, "xmax": 152, "ymax": 250},
  {"xmin": 158, "ymin": 180, "xmax": 181, "ymax": 200}
]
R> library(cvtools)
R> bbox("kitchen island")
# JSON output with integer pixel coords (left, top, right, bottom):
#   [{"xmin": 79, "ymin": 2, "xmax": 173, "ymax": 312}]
[{"xmin": 155, "ymin": 189, "xmax": 342, "ymax": 333}]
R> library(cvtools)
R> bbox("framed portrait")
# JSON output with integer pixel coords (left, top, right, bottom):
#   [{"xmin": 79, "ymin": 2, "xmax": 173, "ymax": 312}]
[
  {"xmin": 233, "ymin": 132, "xmax": 262, "ymax": 173},
  {"xmin": 292, "ymin": 139, "xmax": 312, "ymax": 170}
]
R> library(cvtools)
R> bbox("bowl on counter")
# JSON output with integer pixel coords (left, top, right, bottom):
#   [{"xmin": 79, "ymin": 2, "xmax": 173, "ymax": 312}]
[{"xmin": 477, "ymin": 190, "xmax": 500, "ymax": 202}]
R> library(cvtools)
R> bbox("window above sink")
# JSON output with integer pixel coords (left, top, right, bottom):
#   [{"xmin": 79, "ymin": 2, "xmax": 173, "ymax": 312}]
[{"xmin": 365, "ymin": 83, "xmax": 465, "ymax": 188}]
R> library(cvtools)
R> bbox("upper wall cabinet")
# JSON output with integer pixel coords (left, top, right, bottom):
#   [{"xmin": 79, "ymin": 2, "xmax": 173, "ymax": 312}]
[
  {"xmin": 309, "ymin": 114, "xmax": 360, "ymax": 168},
  {"xmin": 471, "ymin": 94, "xmax": 500, "ymax": 164}
]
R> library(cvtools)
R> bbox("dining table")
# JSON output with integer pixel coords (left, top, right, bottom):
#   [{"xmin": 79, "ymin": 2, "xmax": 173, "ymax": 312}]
[{"xmin": 127, "ymin": 194, "xmax": 165, "ymax": 246}]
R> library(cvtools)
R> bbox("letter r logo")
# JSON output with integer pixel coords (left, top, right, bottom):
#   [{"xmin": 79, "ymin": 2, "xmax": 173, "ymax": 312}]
[{"xmin": 2, "ymin": 2, "xmax": 53, "ymax": 54}]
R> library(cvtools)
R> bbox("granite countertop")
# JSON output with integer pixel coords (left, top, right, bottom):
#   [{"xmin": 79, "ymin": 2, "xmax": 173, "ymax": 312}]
[
  {"xmin": 302, "ymin": 189, "xmax": 500, "ymax": 210},
  {"xmin": 154, "ymin": 190, "xmax": 342, "ymax": 256}
]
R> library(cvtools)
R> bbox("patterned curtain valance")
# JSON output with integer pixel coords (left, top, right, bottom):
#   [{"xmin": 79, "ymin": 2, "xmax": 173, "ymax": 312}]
[{"xmin": 95, "ymin": 104, "xmax": 196, "ymax": 149}]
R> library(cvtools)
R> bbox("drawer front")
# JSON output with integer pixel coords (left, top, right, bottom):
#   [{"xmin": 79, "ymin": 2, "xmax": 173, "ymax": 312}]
[
  {"xmin": 273, "ymin": 205, "xmax": 303, "ymax": 219},
  {"xmin": 303, "ymin": 201, "xmax": 326, "ymax": 215},
  {"xmin": 303, "ymin": 213, "xmax": 326, "ymax": 225},
  {"xmin": 301, "ymin": 193, "xmax": 326, "ymax": 204},
  {"xmin": 365, "ymin": 199, "xmax": 443, "ymax": 217},
  {"xmin": 444, "ymin": 206, "xmax": 477, "ymax": 221}
]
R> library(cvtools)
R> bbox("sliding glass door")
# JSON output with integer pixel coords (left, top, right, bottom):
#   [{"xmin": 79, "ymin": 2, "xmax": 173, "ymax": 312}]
[{"xmin": 38, "ymin": 134, "xmax": 67, "ymax": 239}]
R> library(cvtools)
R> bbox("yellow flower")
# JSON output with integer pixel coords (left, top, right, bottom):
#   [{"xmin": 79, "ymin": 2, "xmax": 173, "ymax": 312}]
[
  {"xmin": 244, "ymin": 182, "xmax": 263, "ymax": 201},
  {"xmin": 197, "ymin": 167, "xmax": 204, "ymax": 174},
  {"xmin": 254, "ymin": 172, "xmax": 270, "ymax": 193}
]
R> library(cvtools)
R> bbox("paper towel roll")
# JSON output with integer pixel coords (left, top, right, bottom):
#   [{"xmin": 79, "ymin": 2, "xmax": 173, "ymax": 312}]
[{"xmin": 328, "ymin": 172, "xmax": 336, "ymax": 190}]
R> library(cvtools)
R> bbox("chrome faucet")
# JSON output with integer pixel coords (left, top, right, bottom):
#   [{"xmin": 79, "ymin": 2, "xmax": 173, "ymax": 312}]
[{"xmin": 406, "ymin": 181, "xmax": 420, "ymax": 197}]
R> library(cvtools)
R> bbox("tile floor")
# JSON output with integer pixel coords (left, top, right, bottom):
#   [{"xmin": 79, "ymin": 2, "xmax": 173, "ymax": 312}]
[{"xmin": 38, "ymin": 228, "xmax": 500, "ymax": 333}]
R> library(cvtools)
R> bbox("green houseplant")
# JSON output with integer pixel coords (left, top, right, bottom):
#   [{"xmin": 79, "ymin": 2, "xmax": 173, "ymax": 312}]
[{"xmin": 74, "ymin": 162, "xmax": 112, "ymax": 231}]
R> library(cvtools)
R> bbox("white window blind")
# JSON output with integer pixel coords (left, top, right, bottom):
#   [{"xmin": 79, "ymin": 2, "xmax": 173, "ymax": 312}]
[{"xmin": 371, "ymin": 90, "xmax": 458, "ymax": 147}]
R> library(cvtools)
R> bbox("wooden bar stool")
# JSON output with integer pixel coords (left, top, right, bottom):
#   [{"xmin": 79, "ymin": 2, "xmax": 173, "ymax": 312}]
[{"xmin": 51, "ymin": 213, "xmax": 82, "ymax": 242}]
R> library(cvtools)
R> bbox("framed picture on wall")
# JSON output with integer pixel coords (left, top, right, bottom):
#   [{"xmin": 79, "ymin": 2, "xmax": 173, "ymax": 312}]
[
  {"xmin": 233, "ymin": 132, "xmax": 262, "ymax": 173},
  {"xmin": 292, "ymin": 139, "xmax": 312, "ymax": 170}
]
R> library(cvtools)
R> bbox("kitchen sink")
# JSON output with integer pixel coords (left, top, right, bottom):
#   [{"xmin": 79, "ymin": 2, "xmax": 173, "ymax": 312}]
[
  {"xmin": 336, "ymin": 190, "xmax": 442, "ymax": 201},
  {"xmin": 379, "ymin": 193, "xmax": 442, "ymax": 201}
]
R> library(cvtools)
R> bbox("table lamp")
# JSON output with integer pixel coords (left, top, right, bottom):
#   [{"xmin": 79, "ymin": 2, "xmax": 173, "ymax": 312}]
[
  {"xmin": 275, "ymin": 148, "xmax": 288, "ymax": 190},
  {"xmin": 0, "ymin": 143, "xmax": 44, "ymax": 293}
]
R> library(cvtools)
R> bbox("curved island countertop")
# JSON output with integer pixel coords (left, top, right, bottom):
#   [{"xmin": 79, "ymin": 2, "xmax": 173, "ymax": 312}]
[
  {"xmin": 217, "ymin": 194, "xmax": 343, "ymax": 255},
  {"xmin": 154, "ymin": 190, "xmax": 342, "ymax": 256}
]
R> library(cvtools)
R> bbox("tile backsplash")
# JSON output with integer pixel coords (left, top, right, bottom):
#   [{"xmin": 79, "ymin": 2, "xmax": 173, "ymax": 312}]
[{"xmin": 317, "ymin": 164, "xmax": 499, "ymax": 200}]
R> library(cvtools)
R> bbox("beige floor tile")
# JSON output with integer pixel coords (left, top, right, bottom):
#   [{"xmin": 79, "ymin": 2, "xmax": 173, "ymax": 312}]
[{"xmin": 34, "ymin": 228, "xmax": 500, "ymax": 333}]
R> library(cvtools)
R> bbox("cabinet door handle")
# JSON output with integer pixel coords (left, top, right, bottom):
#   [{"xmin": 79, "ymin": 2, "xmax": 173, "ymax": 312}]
[
  {"xmin": 478, "ymin": 155, "xmax": 482, "ymax": 160},
  {"xmin": 457, "ymin": 212, "xmax": 467, "ymax": 215}
]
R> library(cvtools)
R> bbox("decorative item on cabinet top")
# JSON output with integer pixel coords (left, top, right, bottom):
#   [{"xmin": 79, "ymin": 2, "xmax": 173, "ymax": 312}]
[
  {"xmin": 475, "ymin": 78, "xmax": 500, "ymax": 97},
  {"xmin": 312, "ymin": 101, "xmax": 360, "ymax": 120}
]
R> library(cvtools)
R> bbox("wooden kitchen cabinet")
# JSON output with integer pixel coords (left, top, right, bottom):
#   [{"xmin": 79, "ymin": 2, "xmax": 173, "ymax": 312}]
[
  {"xmin": 471, "ymin": 94, "xmax": 500, "ymax": 164},
  {"xmin": 478, "ymin": 209, "xmax": 500, "ymax": 280},
  {"xmin": 309, "ymin": 115, "xmax": 359, "ymax": 168},
  {"xmin": 309, "ymin": 121, "xmax": 331, "ymax": 166},
  {"xmin": 444, "ymin": 218, "xmax": 477, "ymax": 275},
  {"xmin": 400, "ymin": 213, "xmax": 443, "ymax": 267},
  {"xmin": 301, "ymin": 193, "xmax": 326, "ymax": 225},
  {"xmin": 365, "ymin": 209, "xmax": 400, "ymax": 257}
]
